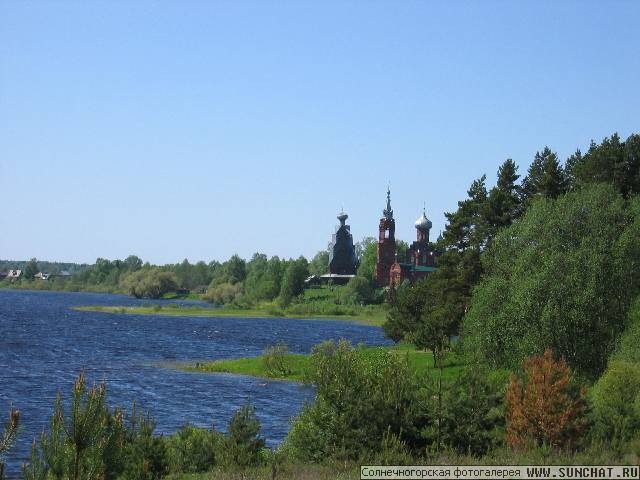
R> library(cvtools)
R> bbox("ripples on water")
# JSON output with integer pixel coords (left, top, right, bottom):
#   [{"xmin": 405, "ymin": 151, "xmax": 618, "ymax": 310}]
[{"xmin": 0, "ymin": 289, "xmax": 390, "ymax": 476}]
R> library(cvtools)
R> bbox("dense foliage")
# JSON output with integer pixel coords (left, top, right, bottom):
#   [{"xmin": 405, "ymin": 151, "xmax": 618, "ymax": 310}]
[
  {"xmin": 432, "ymin": 368, "xmax": 505, "ymax": 456},
  {"xmin": 464, "ymin": 185, "xmax": 640, "ymax": 376},
  {"xmin": 285, "ymin": 340, "xmax": 425, "ymax": 462},
  {"xmin": 120, "ymin": 269, "xmax": 179, "ymax": 299},
  {"xmin": 589, "ymin": 361, "xmax": 640, "ymax": 447},
  {"xmin": 284, "ymin": 340, "xmax": 508, "ymax": 462}
]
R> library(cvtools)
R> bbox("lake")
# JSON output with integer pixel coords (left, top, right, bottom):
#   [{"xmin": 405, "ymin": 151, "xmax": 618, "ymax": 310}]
[{"xmin": 0, "ymin": 289, "xmax": 390, "ymax": 477}]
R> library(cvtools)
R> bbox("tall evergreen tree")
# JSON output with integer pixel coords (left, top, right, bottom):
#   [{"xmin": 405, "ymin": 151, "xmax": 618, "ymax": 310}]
[
  {"xmin": 567, "ymin": 133, "xmax": 640, "ymax": 197},
  {"xmin": 564, "ymin": 149, "xmax": 583, "ymax": 191},
  {"xmin": 486, "ymin": 159, "xmax": 521, "ymax": 237},
  {"xmin": 442, "ymin": 175, "xmax": 489, "ymax": 252},
  {"xmin": 521, "ymin": 147, "xmax": 567, "ymax": 202}
]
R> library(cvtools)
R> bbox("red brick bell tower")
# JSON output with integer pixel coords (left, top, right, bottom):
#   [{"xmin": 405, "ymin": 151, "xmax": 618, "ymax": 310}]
[{"xmin": 375, "ymin": 188, "xmax": 396, "ymax": 287}]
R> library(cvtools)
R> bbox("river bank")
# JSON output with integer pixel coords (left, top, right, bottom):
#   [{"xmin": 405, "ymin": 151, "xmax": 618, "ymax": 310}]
[{"xmin": 73, "ymin": 304, "xmax": 387, "ymax": 326}]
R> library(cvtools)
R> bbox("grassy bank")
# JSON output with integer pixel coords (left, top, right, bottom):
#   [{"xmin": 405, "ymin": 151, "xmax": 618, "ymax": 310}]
[
  {"xmin": 179, "ymin": 344, "xmax": 466, "ymax": 382},
  {"xmin": 0, "ymin": 280, "xmax": 124, "ymax": 294},
  {"xmin": 171, "ymin": 442, "xmax": 640, "ymax": 480},
  {"xmin": 169, "ymin": 463, "xmax": 359, "ymax": 480},
  {"xmin": 73, "ymin": 304, "xmax": 387, "ymax": 326}
]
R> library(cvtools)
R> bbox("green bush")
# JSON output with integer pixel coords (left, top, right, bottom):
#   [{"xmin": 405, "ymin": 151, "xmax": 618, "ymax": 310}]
[
  {"xmin": 285, "ymin": 300, "xmax": 361, "ymax": 317},
  {"xmin": 340, "ymin": 276, "xmax": 375, "ymax": 305},
  {"xmin": 613, "ymin": 297, "xmax": 640, "ymax": 363},
  {"xmin": 284, "ymin": 340, "xmax": 425, "ymax": 462},
  {"xmin": 590, "ymin": 361, "xmax": 640, "ymax": 445},
  {"xmin": 373, "ymin": 429, "xmax": 414, "ymax": 466},
  {"xmin": 203, "ymin": 282, "xmax": 243, "ymax": 305},
  {"xmin": 432, "ymin": 367, "xmax": 506, "ymax": 456},
  {"xmin": 120, "ymin": 427, "xmax": 169, "ymax": 480},
  {"xmin": 224, "ymin": 405, "xmax": 266, "ymax": 467},
  {"xmin": 263, "ymin": 342, "xmax": 292, "ymax": 376},
  {"xmin": 120, "ymin": 269, "xmax": 179, "ymax": 299},
  {"xmin": 166, "ymin": 424, "xmax": 223, "ymax": 473}
]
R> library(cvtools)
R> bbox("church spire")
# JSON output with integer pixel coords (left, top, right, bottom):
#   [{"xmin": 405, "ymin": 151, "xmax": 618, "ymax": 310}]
[
  {"xmin": 337, "ymin": 207, "xmax": 348, "ymax": 226},
  {"xmin": 383, "ymin": 186, "xmax": 393, "ymax": 220}
]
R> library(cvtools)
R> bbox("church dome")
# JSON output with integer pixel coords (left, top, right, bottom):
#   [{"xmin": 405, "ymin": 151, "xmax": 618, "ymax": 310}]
[{"xmin": 415, "ymin": 211, "xmax": 432, "ymax": 231}]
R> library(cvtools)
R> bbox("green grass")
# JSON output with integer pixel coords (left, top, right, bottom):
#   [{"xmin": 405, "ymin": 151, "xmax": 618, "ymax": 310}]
[
  {"xmin": 0, "ymin": 280, "xmax": 123, "ymax": 294},
  {"xmin": 162, "ymin": 291, "xmax": 203, "ymax": 301},
  {"xmin": 167, "ymin": 442, "xmax": 640, "ymax": 480},
  {"xmin": 178, "ymin": 344, "xmax": 466, "ymax": 382},
  {"xmin": 168, "ymin": 463, "xmax": 359, "ymax": 480},
  {"xmin": 73, "ymin": 303, "xmax": 387, "ymax": 326},
  {"xmin": 183, "ymin": 353, "xmax": 311, "ymax": 381}
]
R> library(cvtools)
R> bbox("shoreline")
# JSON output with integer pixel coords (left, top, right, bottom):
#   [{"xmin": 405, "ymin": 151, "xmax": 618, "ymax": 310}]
[
  {"xmin": 167, "ymin": 345, "xmax": 466, "ymax": 383},
  {"xmin": 73, "ymin": 305, "xmax": 386, "ymax": 326}
]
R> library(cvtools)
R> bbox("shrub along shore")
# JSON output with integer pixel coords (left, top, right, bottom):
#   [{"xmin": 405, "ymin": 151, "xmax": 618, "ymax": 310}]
[{"xmin": 176, "ymin": 343, "xmax": 468, "ymax": 383}]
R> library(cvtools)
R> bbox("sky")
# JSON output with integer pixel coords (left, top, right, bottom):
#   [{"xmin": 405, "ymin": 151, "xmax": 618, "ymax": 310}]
[{"xmin": 1, "ymin": 1, "xmax": 639, "ymax": 265}]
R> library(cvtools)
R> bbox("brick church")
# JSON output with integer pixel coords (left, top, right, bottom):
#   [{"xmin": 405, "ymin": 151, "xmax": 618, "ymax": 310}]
[{"xmin": 374, "ymin": 189, "xmax": 437, "ymax": 286}]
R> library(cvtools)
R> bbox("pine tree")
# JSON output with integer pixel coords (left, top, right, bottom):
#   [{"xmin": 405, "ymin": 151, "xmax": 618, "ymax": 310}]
[
  {"xmin": 521, "ymin": 147, "xmax": 567, "ymax": 202},
  {"xmin": 487, "ymin": 159, "xmax": 521, "ymax": 236},
  {"xmin": 0, "ymin": 409, "xmax": 20, "ymax": 480},
  {"xmin": 442, "ymin": 175, "xmax": 489, "ymax": 252},
  {"xmin": 225, "ymin": 405, "xmax": 265, "ymax": 467},
  {"xmin": 564, "ymin": 148, "xmax": 583, "ymax": 191}
]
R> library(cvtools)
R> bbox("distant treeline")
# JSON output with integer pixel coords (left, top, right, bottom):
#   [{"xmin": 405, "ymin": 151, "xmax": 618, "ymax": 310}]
[
  {"xmin": 0, "ymin": 241, "xmax": 379, "ymax": 305},
  {"xmin": 4, "ymin": 132, "xmax": 639, "ymax": 311},
  {"xmin": 0, "ymin": 260, "xmax": 89, "ymax": 275}
]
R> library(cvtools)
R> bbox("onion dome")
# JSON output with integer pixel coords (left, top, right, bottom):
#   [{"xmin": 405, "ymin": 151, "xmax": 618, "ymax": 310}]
[
  {"xmin": 415, "ymin": 208, "xmax": 432, "ymax": 231},
  {"xmin": 337, "ymin": 210, "xmax": 348, "ymax": 226}
]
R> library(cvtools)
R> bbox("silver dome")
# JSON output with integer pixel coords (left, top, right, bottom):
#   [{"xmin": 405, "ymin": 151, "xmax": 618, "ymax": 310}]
[{"xmin": 415, "ymin": 211, "xmax": 432, "ymax": 231}]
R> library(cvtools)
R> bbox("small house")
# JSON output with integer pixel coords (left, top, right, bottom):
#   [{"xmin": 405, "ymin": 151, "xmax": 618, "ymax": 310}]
[{"xmin": 7, "ymin": 270, "xmax": 22, "ymax": 280}]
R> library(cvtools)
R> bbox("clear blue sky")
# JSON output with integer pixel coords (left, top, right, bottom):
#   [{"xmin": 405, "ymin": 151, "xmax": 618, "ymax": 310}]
[{"xmin": 1, "ymin": 1, "xmax": 638, "ymax": 265}]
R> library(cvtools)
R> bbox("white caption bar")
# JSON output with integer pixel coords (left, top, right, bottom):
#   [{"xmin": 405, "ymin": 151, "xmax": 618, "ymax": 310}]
[{"xmin": 361, "ymin": 465, "xmax": 640, "ymax": 480}]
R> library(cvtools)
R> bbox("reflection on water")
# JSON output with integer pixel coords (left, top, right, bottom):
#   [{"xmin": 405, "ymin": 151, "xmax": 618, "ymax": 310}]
[{"xmin": 0, "ymin": 289, "xmax": 390, "ymax": 476}]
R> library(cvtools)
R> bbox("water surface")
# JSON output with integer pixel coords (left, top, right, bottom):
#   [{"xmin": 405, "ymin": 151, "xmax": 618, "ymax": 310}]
[{"xmin": 0, "ymin": 289, "xmax": 389, "ymax": 476}]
